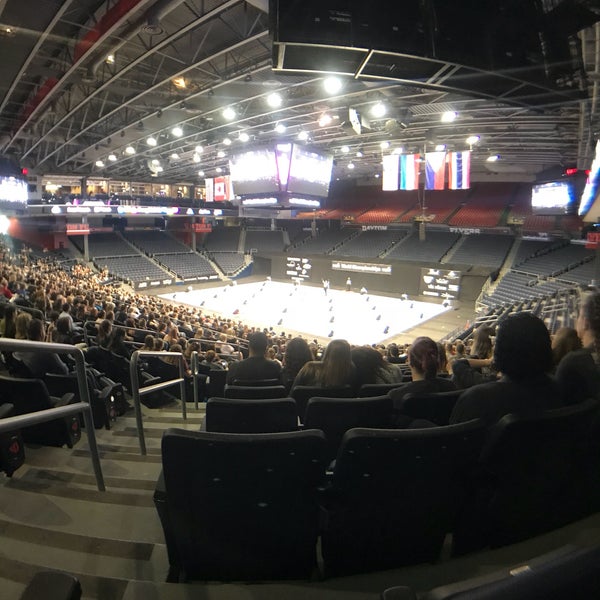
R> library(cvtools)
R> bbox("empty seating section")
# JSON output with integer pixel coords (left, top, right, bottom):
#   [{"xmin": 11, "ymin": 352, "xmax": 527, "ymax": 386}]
[
  {"xmin": 203, "ymin": 227, "xmax": 241, "ymax": 251},
  {"xmin": 210, "ymin": 252, "xmax": 245, "ymax": 275},
  {"xmin": 321, "ymin": 208, "xmax": 366, "ymax": 220},
  {"xmin": 283, "ymin": 220, "xmax": 310, "ymax": 245},
  {"xmin": 449, "ymin": 183, "xmax": 516, "ymax": 227},
  {"xmin": 399, "ymin": 191, "xmax": 468, "ymax": 224},
  {"xmin": 71, "ymin": 232, "xmax": 134, "ymax": 257},
  {"xmin": 483, "ymin": 272, "xmax": 570, "ymax": 307},
  {"xmin": 155, "ymin": 253, "xmax": 217, "ymax": 280},
  {"xmin": 558, "ymin": 259, "xmax": 596, "ymax": 286},
  {"xmin": 450, "ymin": 234, "xmax": 514, "ymax": 268},
  {"xmin": 354, "ymin": 205, "xmax": 408, "ymax": 224},
  {"xmin": 244, "ymin": 229, "xmax": 286, "ymax": 253},
  {"xmin": 561, "ymin": 214, "xmax": 584, "ymax": 233},
  {"xmin": 96, "ymin": 256, "xmax": 168, "ymax": 284},
  {"xmin": 124, "ymin": 231, "xmax": 189, "ymax": 255},
  {"xmin": 290, "ymin": 228, "xmax": 356, "ymax": 254},
  {"xmin": 513, "ymin": 239, "xmax": 561, "ymax": 265},
  {"xmin": 516, "ymin": 243, "xmax": 592, "ymax": 277},
  {"xmin": 523, "ymin": 214, "xmax": 558, "ymax": 232},
  {"xmin": 386, "ymin": 230, "xmax": 460, "ymax": 262},
  {"xmin": 330, "ymin": 229, "xmax": 409, "ymax": 258}
]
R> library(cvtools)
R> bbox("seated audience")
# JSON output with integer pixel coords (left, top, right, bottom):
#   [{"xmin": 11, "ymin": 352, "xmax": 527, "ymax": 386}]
[
  {"xmin": 555, "ymin": 291, "xmax": 600, "ymax": 403},
  {"xmin": 15, "ymin": 318, "xmax": 69, "ymax": 378},
  {"xmin": 552, "ymin": 326, "xmax": 582, "ymax": 368},
  {"xmin": 450, "ymin": 312, "xmax": 563, "ymax": 427},
  {"xmin": 281, "ymin": 337, "xmax": 313, "ymax": 394},
  {"xmin": 452, "ymin": 324, "xmax": 497, "ymax": 389},
  {"xmin": 351, "ymin": 345, "xmax": 403, "ymax": 388}
]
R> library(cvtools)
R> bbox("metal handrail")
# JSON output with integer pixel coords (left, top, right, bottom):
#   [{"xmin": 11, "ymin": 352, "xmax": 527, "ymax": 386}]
[
  {"xmin": 129, "ymin": 350, "xmax": 188, "ymax": 455},
  {"xmin": 0, "ymin": 338, "xmax": 105, "ymax": 491}
]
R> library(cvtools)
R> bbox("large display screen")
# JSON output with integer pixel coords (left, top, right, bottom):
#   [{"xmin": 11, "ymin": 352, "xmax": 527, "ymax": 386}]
[
  {"xmin": 0, "ymin": 176, "xmax": 28, "ymax": 204},
  {"xmin": 579, "ymin": 140, "xmax": 600, "ymax": 218},
  {"xmin": 531, "ymin": 180, "xmax": 578, "ymax": 215},
  {"xmin": 229, "ymin": 149, "xmax": 280, "ymax": 195},
  {"xmin": 287, "ymin": 145, "xmax": 333, "ymax": 197},
  {"xmin": 419, "ymin": 268, "xmax": 461, "ymax": 300}
]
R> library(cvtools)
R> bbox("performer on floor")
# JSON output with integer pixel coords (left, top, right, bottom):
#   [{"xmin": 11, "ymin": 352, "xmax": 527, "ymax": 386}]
[
  {"xmin": 322, "ymin": 279, "xmax": 330, "ymax": 296},
  {"xmin": 345, "ymin": 277, "xmax": 352, "ymax": 291}
]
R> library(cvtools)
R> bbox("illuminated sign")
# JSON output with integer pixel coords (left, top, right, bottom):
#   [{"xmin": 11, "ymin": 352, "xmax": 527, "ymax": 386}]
[
  {"xmin": 331, "ymin": 261, "xmax": 392, "ymax": 275},
  {"xmin": 419, "ymin": 268, "xmax": 461, "ymax": 299}
]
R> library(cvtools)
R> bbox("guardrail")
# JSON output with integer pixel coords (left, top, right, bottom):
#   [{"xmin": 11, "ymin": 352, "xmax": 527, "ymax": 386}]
[
  {"xmin": 129, "ymin": 350, "xmax": 188, "ymax": 455},
  {"xmin": 0, "ymin": 339, "xmax": 105, "ymax": 491}
]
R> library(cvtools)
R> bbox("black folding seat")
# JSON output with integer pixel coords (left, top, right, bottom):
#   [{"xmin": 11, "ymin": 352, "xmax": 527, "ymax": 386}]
[
  {"xmin": 453, "ymin": 399, "xmax": 599, "ymax": 555},
  {"xmin": 205, "ymin": 397, "xmax": 298, "ymax": 433},
  {"xmin": 154, "ymin": 428, "xmax": 327, "ymax": 582},
  {"xmin": 290, "ymin": 385, "xmax": 354, "ymax": 423},
  {"xmin": 223, "ymin": 384, "xmax": 287, "ymax": 399},
  {"xmin": 303, "ymin": 395, "xmax": 393, "ymax": 463},
  {"xmin": 0, "ymin": 375, "xmax": 81, "ymax": 448},
  {"xmin": 321, "ymin": 421, "xmax": 485, "ymax": 576},
  {"xmin": 358, "ymin": 382, "xmax": 407, "ymax": 397},
  {"xmin": 395, "ymin": 389, "xmax": 463, "ymax": 426}
]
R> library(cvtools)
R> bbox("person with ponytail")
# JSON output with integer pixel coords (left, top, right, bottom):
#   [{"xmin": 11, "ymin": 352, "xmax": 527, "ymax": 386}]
[
  {"xmin": 556, "ymin": 291, "xmax": 600, "ymax": 404},
  {"xmin": 389, "ymin": 336, "xmax": 456, "ymax": 416}
]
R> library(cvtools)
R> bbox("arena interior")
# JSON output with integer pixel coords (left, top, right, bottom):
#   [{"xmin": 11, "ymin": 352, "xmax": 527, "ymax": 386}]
[{"xmin": 0, "ymin": 1, "xmax": 600, "ymax": 598}]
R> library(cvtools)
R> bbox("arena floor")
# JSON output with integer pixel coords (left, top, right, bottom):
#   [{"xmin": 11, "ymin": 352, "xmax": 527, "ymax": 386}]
[{"xmin": 159, "ymin": 279, "xmax": 463, "ymax": 346}]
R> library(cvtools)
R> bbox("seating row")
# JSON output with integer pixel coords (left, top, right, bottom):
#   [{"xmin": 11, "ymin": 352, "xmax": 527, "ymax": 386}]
[{"xmin": 155, "ymin": 398, "xmax": 600, "ymax": 581}]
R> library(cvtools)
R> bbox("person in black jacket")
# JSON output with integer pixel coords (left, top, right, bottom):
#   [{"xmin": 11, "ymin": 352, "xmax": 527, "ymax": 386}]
[{"xmin": 226, "ymin": 331, "xmax": 282, "ymax": 384}]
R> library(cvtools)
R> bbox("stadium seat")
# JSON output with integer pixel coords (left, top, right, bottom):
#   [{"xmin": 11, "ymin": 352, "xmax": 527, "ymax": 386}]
[
  {"xmin": 223, "ymin": 384, "xmax": 287, "ymax": 399},
  {"xmin": 154, "ymin": 428, "xmax": 327, "ymax": 582},
  {"xmin": 290, "ymin": 385, "xmax": 354, "ymax": 423},
  {"xmin": 0, "ymin": 403, "xmax": 25, "ymax": 477},
  {"xmin": 395, "ymin": 389, "xmax": 463, "ymax": 426},
  {"xmin": 321, "ymin": 421, "xmax": 485, "ymax": 576}
]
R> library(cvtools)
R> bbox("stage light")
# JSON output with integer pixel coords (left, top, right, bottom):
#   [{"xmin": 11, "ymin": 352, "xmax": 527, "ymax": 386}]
[
  {"xmin": 195, "ymin": 145, "xmax": 203, "ymax": 153},
  {"xmin": 275, "ymin": 123, "xmax": 287, "ymax": 134},
  {"xmin": 486, "ymin": 154, "xmax": 500, "ymax": 162},
  {"xmin": 95, "ymin": 160, "xmax": 105, "ymax": 167},
  {"xmin": 170, "ymin": 153, "xmax": 179, "ymax": 160},
  {"xmin": 223, "ymin": 137, "xmax": 232, "ymax": 145},
  {"xmin": 239, "ymin": 132, "xmax": 250, "ymax": 142},
  {"xmin": 297, "ymin": 130, "xmax": 309, "ymax": 141},
  {"xmin": 222, "ymin": 107, "xmax": 236, "ymax": 120},
  {"xmin": 441, "ymin": 111, "xmax": 457, "ymax": 123},
  {"xmin": 108, "ymin": 154, "xmax": 117, "ymax": 162},
  {"xmin": 125, "ymin": 146, "xmax": 135, "ymax": 155},
  {"xmin": 217, "ymin": 150, "xmax": 226, "ymax": 158},
  {"xmin": 370, "ymin": 102, "xmax": 386, "ymax": 118},
  {"xmin": 466, "ymin": 135, "xmax": 480, "ymax": 145},
  {"xmin": 318, "ymin": 114, "xmax": 332, "ymax": 127},
  {"xmin": 172, "ymin": 126, "xmax": 183, "ymax": 137},
  {"xmin": 341, "ymin": 145, "xmax": 349, "ymax": 153},
  {"xmin": 147, "ymin": 136, "xmax": 157, "ymax": 146},
  {"xmin": 266, "ymin": 92, "xmax": 282, "ymax": 108}
]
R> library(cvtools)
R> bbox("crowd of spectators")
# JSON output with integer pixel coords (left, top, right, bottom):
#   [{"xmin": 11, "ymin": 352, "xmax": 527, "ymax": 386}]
[{"xmin": 0, "ymin": 237, "xmax": 599, "ymax": 430}]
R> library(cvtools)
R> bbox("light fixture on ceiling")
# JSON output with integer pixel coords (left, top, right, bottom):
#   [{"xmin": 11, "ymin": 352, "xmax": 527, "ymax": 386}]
[
  {"xmin": 441, "ymin": 111, "xmax": 457, "ymax": 123},
  {"xmin": 435, "ymin": 144, "xmax": 446, "ymax": 151},
  {"xmin": 297, "ymin": 130, "xmax": 309, "ymax": 141},
  {"xmin": 217, "ymin": 150, "xmax": 226, "ymax": 158},
  {"xmin": 106, "ymin": 54, "xmax": 115, "ymax": 64},
  {"xmin": 137, "ymin": 121, "xmax": 144, "ymax": 130},
  {"xmin": 141, "ymin": 15, "xmax": 164, "ymax": 35},
  {"xmin": 222, "ymin": 107, "xmax": 236, "ymax": 120},
  {"xmin": 223, "ymin": 137, "xmax": 232, "ymax": 146},
  {"xmin": 244, "ymin": 73, "xmax": 252, "ymax": 82},
  {"xmin": 275, "ymin": 123, "xmax": 287, "ymax": 134},
  {"xmin": 170, "ymin": 153, "xmax": 180, "ymax": 160},
  {"xmin": 108, "ymin": 154, "xmax": 117, "ymax": 162},
  {"xmin": 486, "ymin": 154, "xmax": 501, "ymax": 162},
  {"xmin": 216, "ymin": 167, "xmax": 223, "ymax": 173},
  {"xmin": 348, "ymin": 162, "xmax": 355, "ymax": 170},
  {"xmin": 380, "ymin": 141, "xmax": 390, "ymax": 149},
  {"xmin": 156, "ymin": 109, "xmax": 162, "ymax": 118},
  {"xmin": 147, "ymin": 137, "xmax": 157, "ymax": 146},
  {"xmin": 318, "ymin": 114, "xmax": 332, "ymax": 127},
  {"xmin": 267, "ymin": 92, "xmax": 283, "ymax": 108},
  {"xmin": 341, "ymin": 145, "xmax": 350, "ymax": 153},
  {"xmin": 370, "ymin": 102, "xmax": 387, "ymax": 118},
  {"xmin": 239, "ymin": 132, "xmax": 250, "ymax": 142},
  {"xmin": 356, "ymin": 150, "xmax": 363, "ymax": 157},
  {"xmin": 323, "ymin": 76, "xmax": 343, "ymax": 95},
  {"xmin": 151, "ymin": 159, "xmax": 160, "ymax": 166},
  {"xmin": 172, "ymin": 77, "xmax": 187, "ymax": 89},
  {"xmin": 195, "ymin": 145, "xmax": 203, "ymax": 153},
  {"xmin": 466, "ymin": 135, "xmax": 480, "ymax": 146},
  {"xmin": 95, "ymin": 160, "xmax": 105, "ymax": 167},
  {"xmin": 172, "ymin": 126, "xmax": 183, "ymax": 137},
  {"xmin": 198, "ymin": 170, "xmax": 205, "ymax": 177},
  {"xmin": 193, "ymin": 153, "xmax": 201, "ymax": 163},
  {"xmin": 125, "ymin": 146, "xmax": 136, "ymax": 155}
]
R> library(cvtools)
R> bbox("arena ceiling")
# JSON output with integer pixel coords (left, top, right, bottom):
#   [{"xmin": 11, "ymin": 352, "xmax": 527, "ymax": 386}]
[{"xmin": 0, "ymin": 0, "xmax": 599, "ymax": 186}]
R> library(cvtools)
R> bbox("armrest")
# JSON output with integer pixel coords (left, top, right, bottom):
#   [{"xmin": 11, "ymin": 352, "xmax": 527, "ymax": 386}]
[
  {"xmin": 20, "ymin": 570, "xmax": 82, "ymax": 600},
  {"xmin": 52, "ymin": 393, "xmax": 76, "ymax": 408},
  {"xmin": 381, "ymin": 587, "xmax": 417, "ymax": 600},
  {"xmin": 0, "ymin": 403, "xmax": 15, "ymax": 419}
]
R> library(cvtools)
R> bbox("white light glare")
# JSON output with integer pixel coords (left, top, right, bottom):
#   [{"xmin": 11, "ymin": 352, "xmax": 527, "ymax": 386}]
[
  {"xmin": 151, "ymin": 159, "xmax": 160, "ymax": 166},
  {"xmin": 223, "ymin": 137, "xmax": 232, "ymax": 146},
  {"xmin": 198, "ymin": 170, "xmax": 205, "ymax": 177},
  {"xmin": 370, "ymin": 102, "xmax": 387, "ymax": 118},
  {"xmin": 297, "ymin": 130, "xmax": 309, "ymax": 141},
  {"xmin": 239, "ymin": 132, "xmax": 250, "ymax": 142},
  {"xmin": 466, "ymin": 135, "xmax": 480, "ymax": 145},
  {"xmin": 348, "ymin": 162, "xmax": 355, "ymax": 170},
  {"xmin": 125, "ymin": 146, "xmax": 135, "ymax": 155},
  {"xmin": 486, "ymin": 154, "xmax": 501, "ymax": 162},
  {"xmin": 266, "ymin": 92, "xmax": 282, "ymax": 108},
  {"xmin": 146, "ymin": 137, "xmax": 157, "ymax": 146},
  {"xmin": 193, "ymin": 153, "xmax": 201, "ymax": 163},
  {"xmin": 441, "ymin": 111, "xmax": 457, "ymax": 123},
  {"xmin": 195, "ymin": 145, "xmax": 203, "ymax": 154},
  {"xmin": 318, "ymin": 114, "xmax": 332, "ymax": 127},
  {"xmin": 108, "ymin": 154, "xmax": 117, "ymax": 162},
  {"xmin": 217, "ymin": 150, "xmax": 226, "ymax": 158},
  {"xmin": 222, "ymin": 107, "xmax": 236, "ymax": 120},
  {"xmin": 172, "ymin": 126, "xmax": 183, "ymax": 137},
  {"xmin": 216, "ymin": 167, "xmax": 223, "ymax": 173},
  {"xmin": 275, "ymin": 123, "xmax": 287, "ymax": 134},
  {"xmin": 435, "ymin": 144, "xmax": 446, "ymax": 151},
  {"xmin": 341, "ymin": 146, "xmax": 350, "ymax": 153},
  {"xmin": 380, "ymin": 141, "xmax": 390, "ymax": 149},
  {"xmin": 323, "ymin": 76, "xmax": 342, "ymax": 95},
  {"xmin": 170, "ymin": 153, "xmax": 180, "ymax": 160},
  {"xmin": 95, "ymin": 160, "xmax": 105, "ymax": 167}
]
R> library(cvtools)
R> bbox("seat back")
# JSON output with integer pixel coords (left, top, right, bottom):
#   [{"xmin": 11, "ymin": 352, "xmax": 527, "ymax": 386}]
[
  {"xmin": 223, "ymin": 384, "xmax": 287, "ymax": 399},
  {"xmin": 453, "ymin": 399, "xmax": 599, "ymax": 554},
  {"xmin": 0, "ymin": 403, "xmax": 25, "ymax": 477},
  {"xmin": 304, "ymin": 396, "xmax": 393, "ymax": 462},
  {"xmin": 291, "ymin": 385, "xmax": 354, "ymax": 422},
  {"xmin": 322, "ymin": 420, "xmax": 485, "ymax": 576},
  {"xmin": 232, "ymin": 378, "xmax": 281, "ymax": 387},
  {"xmin": 0, "ymin": 375, "xmax": 80, "ymax": 448},
  {"xmin": 205, "ymin": 397, "xmax": 298, "ymax": 433},
  {"xmin": 358, "ymin": 382, "xmax": 407, "ymax": 397},
  {"xmin": 398, "ymin": 389, "xmax": 463, "ymax": 426},
  {"xmin": 157, "ymin": 428, "xmax": 327, "ymax": 581}
]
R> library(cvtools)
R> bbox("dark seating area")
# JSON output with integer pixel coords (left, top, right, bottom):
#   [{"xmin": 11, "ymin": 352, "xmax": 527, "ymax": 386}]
[
  {"xmin": 385, "ymin": 230, "xmax": 460, "ymax": 262},
  {"xmin": 330, "ymin": 228, "xmax": 410, "ymax": 258},
  {"xmin": 450, "ymin": 234, "xmax": 514, "ymax": 268}
]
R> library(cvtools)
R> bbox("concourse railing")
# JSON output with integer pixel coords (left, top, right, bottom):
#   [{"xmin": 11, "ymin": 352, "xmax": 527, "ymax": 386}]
[
  {"xmin": 129, "ymin": 350, "xmax": 188, "ymax": 455},
  {"xmin": 0, "ymin": 339, "xmax": 105, "ymax": 491}
]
